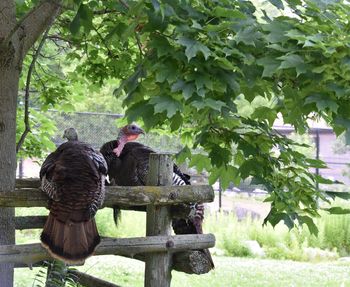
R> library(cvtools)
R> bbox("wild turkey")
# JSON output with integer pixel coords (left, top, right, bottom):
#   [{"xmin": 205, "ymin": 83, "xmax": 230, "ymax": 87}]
[
  {"xmin": 40, "ymin": 128, "xmax": 107, "ymax": 264},
  {"xmin": 100, "ymin": 124, "xmax": 214, "ymax": 268}
]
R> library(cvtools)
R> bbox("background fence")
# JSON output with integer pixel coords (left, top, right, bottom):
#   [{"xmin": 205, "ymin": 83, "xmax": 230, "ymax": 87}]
[{"xmin": 18, "ymin": 111, "xmax": 350, "ymax": 188}]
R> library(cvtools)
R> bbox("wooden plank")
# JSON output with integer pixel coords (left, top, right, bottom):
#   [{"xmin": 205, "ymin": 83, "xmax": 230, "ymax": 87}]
[
  {"xmin": 1, "ymin": 185, "xmax": 214, "ymax": 208},
  {"xmin": 0, "ymin": 234, "xmax": 215, "ymax": 265},
  {"xmin": 14, "ymin": 250, "xmax": 214, "ymax": 275},
  {"xmin": 145, "ymin": 154, "xmax": 173, "ymax": 287},
  {"xmin": 69, "ymin": 270, "xmax": 122, "ymax": 287},
  {"xmin": 16, "ymin": 178, "xmax": 40, "ymax": 188},
  {"xmin": 15, "ymin": 216, "xmax": 47, "ymax": 230}
]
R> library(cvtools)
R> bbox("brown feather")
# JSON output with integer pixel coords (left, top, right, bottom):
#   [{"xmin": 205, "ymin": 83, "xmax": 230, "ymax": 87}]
[
  {"xmin": 40, "ymin": 140, "xmax": 107, "ymax": 264},
  {"xmin": 41, "ymin": 214, "xmax": 100, "ymax": 264}
]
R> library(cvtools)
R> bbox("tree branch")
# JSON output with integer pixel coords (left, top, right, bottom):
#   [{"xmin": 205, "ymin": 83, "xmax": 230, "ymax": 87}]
[
  {"xmin": 16, "ymin": 26, "xmax": 51, "ymax": 154},
  {"xmin": 20, "ymin": 0, "xmax": 63, "ymax": 56}
]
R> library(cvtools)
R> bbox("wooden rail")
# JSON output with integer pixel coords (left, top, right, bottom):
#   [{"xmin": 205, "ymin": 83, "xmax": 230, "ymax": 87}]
[
  {"xmin": 1, "ymin": 185, "xmax": 213, "ymax": 208},
  {"xmin": 0, "ymin": 234, "xmax": 215, "ymax": 265},
  {"xmin": 2, "ymin": 153, "xmax": 215, "ymax": 287}
]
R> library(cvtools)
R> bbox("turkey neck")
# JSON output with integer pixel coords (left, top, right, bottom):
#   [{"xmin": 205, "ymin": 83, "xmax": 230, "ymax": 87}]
[{"xmin": 113, "ymin": 134, "xmax": 128, "ymax": 156}]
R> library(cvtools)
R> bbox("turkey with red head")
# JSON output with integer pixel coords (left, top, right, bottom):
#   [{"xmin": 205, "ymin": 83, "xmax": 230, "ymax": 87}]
[
  {"xmin": 40, "ymin": 127, "xmax": 107, "ymax": 264},
  {"xmin": 100, "ymin": 124, "xmax": 214, "ymax": 269}
]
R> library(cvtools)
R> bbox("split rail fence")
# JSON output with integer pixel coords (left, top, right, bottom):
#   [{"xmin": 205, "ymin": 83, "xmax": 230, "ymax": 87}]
[{"xmin": 0, "ymin": 153, "xmax": 215, "ymax": 287}]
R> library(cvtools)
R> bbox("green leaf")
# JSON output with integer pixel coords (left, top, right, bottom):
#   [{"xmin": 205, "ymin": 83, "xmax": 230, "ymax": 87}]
[
  {"xmin": 209, "ymin": 146, "xmax": 231, "ymax": 167},
  {"xmin": 191, "ymin": 99, "xmax": 226, "ymax": 111},
  {"xmin": 183, "ymin": 83, "xmax": 195, "ymax": 100},
  {"xmin": 264, "ymin": 212, "xmax": 294, "ymax": 229},
  {"xmin": 299, "ymin": 216, "xmax": 318, "ymax": 235},
  {"xmin": 208, "ymin": 166, "xmax": 223, "ymax": 185},
  {"xmin": 215, "ymin": 58, "xmax": 237, "ymax": 70},
  {"xmin": 149, "ymin": 96, "xmax": 182, "ymax": 117},
  {"xmin": 220, "ymin": 165, "xmax": 240, "ymax": 190},
  {"xmin": 212, "ymin": 7, "xmax": 246, "ymax": 19},
  {"xmin": 70, "ymin": 10, "xmax": 81, "ymax": 35},
  {"xmin": 150, "ymin": 35, "xmax": 172, "ymax": 58},
  {"xmin": 305, "ymin": 158, "xmax": 327, "ymax": 168},
  {"xmin": 251, "ymin": 106, "xmax": 277, "ymax": 125},
  {"xmin": 79, "ymin": 4, "xmax": 93, "ymax": 33},
  {"xmin": 325, "ymin": 191, "xmax": 350, "ymax": 200},
  {"xmin": 170, "ymin": 112, "xmax": 183, "ymax": 131},
  {"xmin": 323, "ymin": 207, "xmax": 350, "ymax": 215},
  {"xmin": 189, "ymin": 154, "xmax": 211, "ymax": 172},
  {"xmin": 268, "ymin": 0, "xmax": 284, "ymax": 9},
  {"xmin": 176, "ymin": 146, "xmax": 191, "ymax": 163},
  {"xmin": 234, "ymin": 26, "xmax": 261, "ymax": 46},
  {"xmin": 177, "ymin": 36, "xmax": 211, "ymax": 61},
  {"xmin": 278, "ymin": 54, "xmax": 307, "ymax": 75},
  {"xmin": 305, "ymin": 94, "xmax": 339, "ymax": 113},
  {"xmin": 256, "ymin": 57, "xmax": 280, "ymax": 78}
]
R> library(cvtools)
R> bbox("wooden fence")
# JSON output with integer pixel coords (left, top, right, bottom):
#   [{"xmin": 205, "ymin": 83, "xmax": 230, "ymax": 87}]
[{"xmin": 0, "ymin": 154, "xmax": 215, "ymax": 287}]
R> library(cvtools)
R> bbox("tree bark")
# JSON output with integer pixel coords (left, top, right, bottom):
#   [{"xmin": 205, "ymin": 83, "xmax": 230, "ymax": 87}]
[
  {"xmin": 0, "ymin": 1, "xmax": 62, "ymax": 286},
  {"xmin": 0, "ymin": 60, "xmax": 20, "ymax": 287}
]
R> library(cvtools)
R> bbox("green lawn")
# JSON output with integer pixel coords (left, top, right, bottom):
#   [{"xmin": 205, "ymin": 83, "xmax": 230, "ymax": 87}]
[{"xmin": 14, "ymin": 256, "xmax": 350, "ymax": 287}]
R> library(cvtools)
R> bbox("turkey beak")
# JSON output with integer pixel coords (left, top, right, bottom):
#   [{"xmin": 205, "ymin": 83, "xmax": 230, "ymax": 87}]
[
  {"xmin": 62, "ymin": 131, "xmax": 67, "ymax": 139},
  {"xmin": 138, "ymin": 127, "xmax": 145, "ymax": 135}
]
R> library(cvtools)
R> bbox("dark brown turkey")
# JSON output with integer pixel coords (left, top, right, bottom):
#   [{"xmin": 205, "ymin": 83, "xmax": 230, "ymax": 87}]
[
  {"xmin": 100, "ymin": 124, "xmax": 214, "ymax": 269},
  {"xmin": 40, "ymin": 128, "xmax": 107, "ymax": 264}
]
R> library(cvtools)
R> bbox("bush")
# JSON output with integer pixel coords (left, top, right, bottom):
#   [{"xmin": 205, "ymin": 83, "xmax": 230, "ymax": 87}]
[
  {"xmin": 222, "ymin": 237, "xmax": 252, "ymax": 257},
  {"xmin": 202, "ymin": 200, "xmax": 350, "ymax": 262}
]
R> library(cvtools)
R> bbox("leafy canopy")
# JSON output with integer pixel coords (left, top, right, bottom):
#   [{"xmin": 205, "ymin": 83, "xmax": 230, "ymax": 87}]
[{"xmin": 17, "ymin": 0, "xmax": 350, "ymax": 233}]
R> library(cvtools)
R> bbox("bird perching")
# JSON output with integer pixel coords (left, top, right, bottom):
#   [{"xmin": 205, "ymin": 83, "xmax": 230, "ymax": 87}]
[
  {"xmin": 100, "ymin": 124, "xmax": 214, "ymax": 270},
  {"xmin": 39, "ymin": 127, "xmax": 107, "ymax": 264}
]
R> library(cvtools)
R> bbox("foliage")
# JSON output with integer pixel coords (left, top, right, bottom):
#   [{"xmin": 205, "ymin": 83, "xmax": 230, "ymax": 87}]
[
  {"xmin": 15, "ymin": 0, "xmax": 350, "ymax": 231},
  {"xmin": 203, "ymin": 200, "xmax": 350, "ymax": 261},
  {"xmin": 16, "ymin": 108, "xmax": 57, "ymax": 159}
]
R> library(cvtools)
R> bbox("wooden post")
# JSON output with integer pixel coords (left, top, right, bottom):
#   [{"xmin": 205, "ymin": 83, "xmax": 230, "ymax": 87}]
[{"xmin": 145, "ymin": 153, "xmax": 173, "ymax": 287}]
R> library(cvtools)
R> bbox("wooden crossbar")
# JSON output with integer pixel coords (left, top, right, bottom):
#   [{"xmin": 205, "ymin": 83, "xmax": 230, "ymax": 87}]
[
  {"xmin": 0, "ymin": 184, "xmax": 214, "ymax": 208},
  {"xmin": 0, "ymin": 234, "xmax": 215, "ymax": 265},
  {"xmin": 7, "ymin": 154, "xmax": 216, "ymax": 286}
]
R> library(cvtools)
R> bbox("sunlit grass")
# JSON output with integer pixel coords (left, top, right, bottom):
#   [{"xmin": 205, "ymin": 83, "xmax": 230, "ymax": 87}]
[{"xmin": 15, "ymin": 256, "xmax": 350, "ymax": 287}]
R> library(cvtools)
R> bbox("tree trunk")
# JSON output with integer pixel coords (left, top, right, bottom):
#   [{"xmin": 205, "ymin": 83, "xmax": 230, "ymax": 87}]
[
  {"xmin": 0, "ymin": 58, "xmax": 20, "ymax": 286},
  {"xmin": 0, "ymin": 1, "xmax": 62, "ymax": 286}
]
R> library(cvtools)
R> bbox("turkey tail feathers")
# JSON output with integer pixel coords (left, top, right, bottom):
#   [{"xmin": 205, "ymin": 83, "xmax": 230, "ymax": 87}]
[{"xmin": 40, "ymin": 213, "xmax": 100, "ymax": 264}]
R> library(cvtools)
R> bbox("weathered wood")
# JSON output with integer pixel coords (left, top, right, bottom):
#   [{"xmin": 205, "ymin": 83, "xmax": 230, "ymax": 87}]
[
  {"xmin": 0, "ymin": 234, "xmax": 215, "ymax": 265},
  {"xmin": 15, "ymin": 178, "xmax": 40, "ymax": 188},
  {"xmin": 69, "ymin": 270, "xmax": 121, "ymax": 287},
  {"xmin": 145, "ymin": 154, "xmax": 173, "ymax": 287},
  {"xmin": 1, "ymin": 185, "xmax": 214, "ymax": 208},
  {"xmin": 172, "ymin": 251, "xmax": 213, "ymax": 274},
  {"xmin": 14, "ymin": 251, "xmax": 213, "ymax": 275},
  {"xmin": 118, "ymin": 251, "xmax": 214, "ymax": 275},
  {"xmin": 15, "ymin": 216, "xmax": 47, "ymax": 230}
]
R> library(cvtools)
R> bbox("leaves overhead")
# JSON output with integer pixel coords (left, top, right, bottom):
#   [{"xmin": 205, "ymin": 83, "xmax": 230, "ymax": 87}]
[{"xmin": 17, "ymin": 0, "xmax": 350, "ymax": 232}]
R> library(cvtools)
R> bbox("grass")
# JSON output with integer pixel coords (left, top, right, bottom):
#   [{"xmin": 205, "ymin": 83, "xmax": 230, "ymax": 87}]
[
  {"xmin": 15, "ymin": 256, "xmax": 350, "ymax": 287},
  {"xmin": 14, "ymin": 199, "xmax": 350, "ymax": 286}
]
